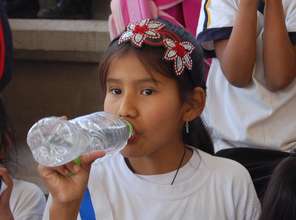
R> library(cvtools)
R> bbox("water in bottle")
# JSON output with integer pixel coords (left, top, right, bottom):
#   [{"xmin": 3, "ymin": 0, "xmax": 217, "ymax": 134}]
[{"xmin": 27, "ymin": 112, "xmax": 133, "ymax": 167}]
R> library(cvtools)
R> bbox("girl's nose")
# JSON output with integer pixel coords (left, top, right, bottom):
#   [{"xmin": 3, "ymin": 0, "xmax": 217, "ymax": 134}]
[{"xmin": 118, "ymin": 94, "xmax": 138, "ymax": 118}]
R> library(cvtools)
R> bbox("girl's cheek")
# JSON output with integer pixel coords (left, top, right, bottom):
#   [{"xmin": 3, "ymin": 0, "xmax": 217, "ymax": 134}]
[{"xmin": 104, "ymin": 98, "xmax": 117, "ymax": 111}]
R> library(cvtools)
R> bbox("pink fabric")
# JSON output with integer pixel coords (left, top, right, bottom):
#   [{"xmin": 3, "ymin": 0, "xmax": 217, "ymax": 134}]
[
  {"xmin": 121, "ymin": 0, "xmax": 130, "ymax": 26},
  {"xmin": 154, "ymin": 0, "xmax": 183, "ymax": 9},
  {"xmin": 124, "ymin": 0, "xmax": 153, "ymax": 24},
  {"xmin": 109, "ymin": 0, "xmax": 158, "ymax": 39},
  {"xmin": 154, "ymin": 0, "xmax": 201, "ymax": 35},
  {"xmin": 0, "ymin": 21, "xmax": 5, "ymax": 80},
  {"xmin": 108, "ymin": 0, "xmax": 202, "ymax": 39},
  {"xmin": 163, "ymin": 4, "xmax": 184, "ymax": 24},
  {"xmin": 108, "ymin": 0, "xmax": 210, "ymax": 75},
  {"xmin": 182, "ymin": 0, "xmax": 202, "ymax": 35}
]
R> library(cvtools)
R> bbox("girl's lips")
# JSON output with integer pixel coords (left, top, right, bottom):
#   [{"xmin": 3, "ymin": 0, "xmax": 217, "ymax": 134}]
[{"xmin": 128, "ymin": 134, "xmax": 137, "ymax": 144}]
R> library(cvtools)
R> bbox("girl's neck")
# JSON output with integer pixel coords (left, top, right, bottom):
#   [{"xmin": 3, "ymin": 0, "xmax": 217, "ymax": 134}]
[{"xmin": 124, "ymin": 145, "xmax": 193, "ymax": 175}]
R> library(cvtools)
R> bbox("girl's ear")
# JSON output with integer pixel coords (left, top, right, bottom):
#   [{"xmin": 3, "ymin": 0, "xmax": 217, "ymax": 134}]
[{"xmin": 182, "ymin": 87, "xmax": 205, "ymax": 121}]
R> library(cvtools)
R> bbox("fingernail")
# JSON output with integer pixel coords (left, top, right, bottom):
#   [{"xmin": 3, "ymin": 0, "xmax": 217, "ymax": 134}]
[
  {"xmin": 66, "ymin": 171, "xmax": 75, "ymax": 177},
  {"xmin": 73, "ymin": 165, "xmax": 80, "ymax": 173}
]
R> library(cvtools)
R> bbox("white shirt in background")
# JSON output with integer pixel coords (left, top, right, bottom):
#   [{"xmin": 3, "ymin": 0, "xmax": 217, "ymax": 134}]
[
  {"xmin": 196, "ymin": 0, "xmax": 296, "ymax": 152},
  {"xmin": 0, "ymin": 178, "xmax": 46, "ymax": 220}
]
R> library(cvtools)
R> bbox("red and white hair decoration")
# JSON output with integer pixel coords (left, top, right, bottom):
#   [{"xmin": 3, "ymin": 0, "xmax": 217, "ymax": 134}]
[
  {"xmin": 118, "ymin": 19, "xmax": 195, "ymax": 76},
  {"xmin": 163, "ymin": 38, "xmax": 194, "ymax": 75},
  {"xmin": 118, "ymin": 19, "xmax": 164, "ymax": 47}
]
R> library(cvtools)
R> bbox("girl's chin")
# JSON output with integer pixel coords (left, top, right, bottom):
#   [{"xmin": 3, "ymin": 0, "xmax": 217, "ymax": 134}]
[{"xmin": 120, "ymin": 145, "xmax": 142, "ymax": 158}]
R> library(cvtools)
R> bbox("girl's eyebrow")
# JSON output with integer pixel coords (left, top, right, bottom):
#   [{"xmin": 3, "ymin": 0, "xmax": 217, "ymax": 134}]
[
  {"xmin": 106, "ymin": 78, "xmax": 162, "ymax": 85},
  {"xmin": 106, "ymin": 78, "xmax": 121, "ymax": 84}
]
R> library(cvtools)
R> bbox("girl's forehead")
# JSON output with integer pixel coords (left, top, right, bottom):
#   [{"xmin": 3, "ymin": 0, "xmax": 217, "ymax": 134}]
[
  {"xmin": 106, "ymin": 69, "xmax": 164, "ymax": 85},
  {"xmin": 106, "ymin": 60, "xmax": 173, "ymax": 86},
  {"xmin": 107, "ymin": 53, "xmax": 159, "ymax": 79}
]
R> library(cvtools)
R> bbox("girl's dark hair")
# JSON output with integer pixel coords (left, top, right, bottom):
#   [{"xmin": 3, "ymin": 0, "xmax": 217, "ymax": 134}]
[
  {"xmin": 99, "ymin": 18, "xmax": 213, "ymax": 154},
  {"xmin": 260, "ymin": 157, "xmax": 296, "ymax": 220},
  {"xmin": 0, "ymin": 97, "xmax": 16, "ymax": 171}
]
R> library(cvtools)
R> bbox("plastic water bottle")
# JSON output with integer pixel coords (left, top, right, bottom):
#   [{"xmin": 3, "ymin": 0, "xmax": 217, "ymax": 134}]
[{"xmin": 26, "ymin": 112, "xmax": 133, "ymax": 167}]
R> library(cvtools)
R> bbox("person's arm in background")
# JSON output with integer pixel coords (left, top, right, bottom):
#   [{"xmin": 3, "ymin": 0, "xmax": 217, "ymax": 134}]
[
  {"xmin": 263, "ymin": 0, "xmax": 296, "ymax": 91},
  {"xmin": 214, "ymin": 0, "xmax": 257, "ymax": 87},
  {"xmin": 0, "ymin": 167, "xmax": 14, "ymax": 220}
]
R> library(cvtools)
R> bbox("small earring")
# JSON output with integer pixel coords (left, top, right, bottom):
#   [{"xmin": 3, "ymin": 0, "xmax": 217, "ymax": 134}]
[{"xmin": 185, "ymin": 121, "xmax": 190, "ymax": 134}]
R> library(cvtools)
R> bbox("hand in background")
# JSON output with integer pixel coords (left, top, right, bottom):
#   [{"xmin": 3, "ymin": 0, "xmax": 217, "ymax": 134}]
[{"xmin": 0, "ymin": 167, "xmax": 14, "ymax": 220}]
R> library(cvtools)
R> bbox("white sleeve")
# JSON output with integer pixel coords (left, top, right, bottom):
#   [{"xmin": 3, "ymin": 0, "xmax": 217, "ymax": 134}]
[
  {"xmin": 42, "ymin": 195, "xmax": 52, "ymax": 220},
  {"xmin": 10, "ymin": 180, "xmax": 46, "ymax": 220},
  {"xmin": 284, "ymin": 0, "xmax": 296, "ymax": 44},
  {"xmin": 196, "ymin": 0, "xmax": 239, "ymax": 51},
  {"xmin": 232, "ymin": 166, "xmax": 261, "ymax": 220}
]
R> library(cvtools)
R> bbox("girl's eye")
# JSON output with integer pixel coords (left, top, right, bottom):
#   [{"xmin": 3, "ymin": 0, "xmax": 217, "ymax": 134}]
[
  {"xmin": 110, "ymin": 88, "xmax": 122, "ymax": 95},
  {"xmin": 141, "ymin": 89, "xmax": 155, "ymax": 96}
]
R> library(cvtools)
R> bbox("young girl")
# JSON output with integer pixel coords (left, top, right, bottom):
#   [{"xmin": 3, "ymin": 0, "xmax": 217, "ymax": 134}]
[
  {"xmin": 40, "ymin": 18, "xmax": 260, "ymax": 220},
  {"xmin": 259, "ymin": 156, "xmax": 296, "ymax": 220},
  {"xmin": 0, "ymin": 2, "xmax": 46, "ymax": 219},
  {"xmin": 196, "ymin": 0, "xmax": 296, "ymax": 198},
  {"xmin": 0, "ymin": 98, "xmax": 46, "ymax": 220}
]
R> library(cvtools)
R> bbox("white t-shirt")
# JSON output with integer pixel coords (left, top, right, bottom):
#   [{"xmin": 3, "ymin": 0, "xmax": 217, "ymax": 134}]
[
  {"xmin": 196, "ymin": 0, "xmax": 296, "ymax": 152},
  {"xmin": 0, "ymin": 178, "xmax": 46, "ymax": 220},
  {"xmin": 43, "ymin": 149, "xmax": 261, "ymax": 220}
]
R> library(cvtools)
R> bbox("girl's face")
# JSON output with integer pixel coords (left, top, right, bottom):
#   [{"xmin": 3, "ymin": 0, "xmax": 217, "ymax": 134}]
[{"xmin": 104, "ymin": 52, "xmax": 190, "ymax": 158}]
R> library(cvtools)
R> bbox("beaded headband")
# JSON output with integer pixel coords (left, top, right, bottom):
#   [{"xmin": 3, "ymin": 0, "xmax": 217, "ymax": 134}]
[{"xmin": 118, "ymin": 19, "xmax": 195, "ymax": 76}]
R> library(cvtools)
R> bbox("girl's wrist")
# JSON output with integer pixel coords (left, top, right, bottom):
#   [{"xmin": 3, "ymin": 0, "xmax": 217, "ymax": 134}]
[
  {"xmin": 50, "ymin": 199, "xmax": 81, "ymax": 220},
  {"xmin": 0, "ymin": 209, "xmax": 14, "ymax": 220},
  {"xmin": 51, "ymin": 198, "xmax": 81, "ymax": 209}
]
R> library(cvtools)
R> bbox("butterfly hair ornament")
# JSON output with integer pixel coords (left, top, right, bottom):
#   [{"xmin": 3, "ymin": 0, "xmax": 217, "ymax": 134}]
[{"xmin": 118, "ymin": 19, "xmax": 195, "ymax": 76}]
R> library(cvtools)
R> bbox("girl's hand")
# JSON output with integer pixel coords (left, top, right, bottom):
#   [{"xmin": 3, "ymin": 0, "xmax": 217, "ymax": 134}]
[
  {"xmin": 38, "ymin": 151, "xmax": 105, "ymax": 204},
  {"xmin": 0, "ymin": 167, "xmax": 14, "ymax": 220}
]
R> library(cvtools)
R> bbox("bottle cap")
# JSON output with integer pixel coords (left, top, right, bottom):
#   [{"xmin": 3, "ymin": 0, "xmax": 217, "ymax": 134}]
[
  {"xmin": 73, "ymin": 157, "xmax": 81, "ymax": 166},
  {"xmin": 126, "ymin": 121, "xmax": 134, "ymax": 138}
]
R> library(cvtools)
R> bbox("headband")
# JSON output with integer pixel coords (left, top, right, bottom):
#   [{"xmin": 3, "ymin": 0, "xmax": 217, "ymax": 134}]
[{"xmin": 118, "ymin": 19, "xmax": 195, "ymax": 76}]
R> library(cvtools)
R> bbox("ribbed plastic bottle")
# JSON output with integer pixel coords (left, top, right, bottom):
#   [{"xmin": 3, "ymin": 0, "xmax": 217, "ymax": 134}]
[{"xmin": 26, "ymin": 112, "xmax": 133, "ymax": 167}]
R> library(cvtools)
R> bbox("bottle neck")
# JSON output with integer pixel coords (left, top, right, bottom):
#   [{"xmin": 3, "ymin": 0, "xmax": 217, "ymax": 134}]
[{"xmin": 122, "ymin": 119, "xmax": 133, "ymax": 138}]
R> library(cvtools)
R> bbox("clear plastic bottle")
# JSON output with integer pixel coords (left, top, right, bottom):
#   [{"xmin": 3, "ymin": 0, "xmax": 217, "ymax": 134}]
[{"xmin": 26, "ymin": 112, "xmax": 133, "ymax": 167}]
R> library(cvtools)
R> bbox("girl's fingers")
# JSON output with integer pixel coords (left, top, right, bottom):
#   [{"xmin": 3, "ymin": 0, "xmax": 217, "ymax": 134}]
[
  {"xmin": 0, "ymin": 167, "xmax": 13, "ymax": 189},
  {"xmin": 0, "ymin": 167, "xmax": 13, "ymax": 202},
  {"xmin": 79, "ymin": 151, "xmax": 106, "ymax": 166},
  {"xmin": 56, "ymin": 166, "xmax": 72, "ymax": 176},
  {"xmin": 38, "ymin": 165, "xmax": 72, "ymax": 179},
  {"xmin": 38, "ymin": 165, "xmax": 60, "ymax": 179},
  {"xmin": 0, "ymin": 186, "xmax": 12, "ymax": 203},
  {"xmin": 65, "ymin": 162, "xmax": 80, "ymax": 176},
  {"xmin": 38, "ymin": 151, "xmax": 105, "ymax": 178}
]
